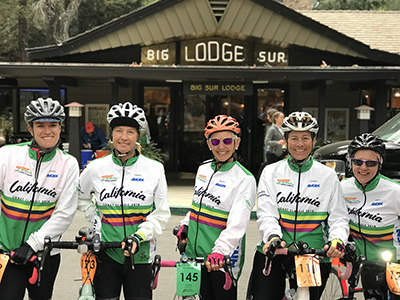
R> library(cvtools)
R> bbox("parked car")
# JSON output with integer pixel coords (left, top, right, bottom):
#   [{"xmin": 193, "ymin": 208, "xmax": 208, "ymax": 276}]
[{"xmin": 313, "ymin": 112, "xmax": 400, "ymax": 181}]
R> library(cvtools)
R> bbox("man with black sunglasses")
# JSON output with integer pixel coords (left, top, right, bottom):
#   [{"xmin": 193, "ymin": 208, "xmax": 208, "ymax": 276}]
[{"xmin": 342, "ymin": 133, "xmax": 400, "ymax": 300}]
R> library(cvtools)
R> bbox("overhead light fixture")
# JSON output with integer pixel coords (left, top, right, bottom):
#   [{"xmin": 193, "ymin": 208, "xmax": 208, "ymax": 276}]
[
  {"xmin": 165, "ymin": 80, "xmax": 182, "ymax": 83},
  {"xmin": 253, "ymin": 80, "xmax": 269, "ymax": 84}
]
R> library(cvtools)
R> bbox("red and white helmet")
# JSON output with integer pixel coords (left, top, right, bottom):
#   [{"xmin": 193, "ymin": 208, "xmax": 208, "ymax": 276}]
[{"xmin": 204, "ymin": 115, "xmax": 241, "ymax": 139}]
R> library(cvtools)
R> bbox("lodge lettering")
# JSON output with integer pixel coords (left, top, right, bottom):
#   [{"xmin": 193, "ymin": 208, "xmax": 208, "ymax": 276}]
[
  {"xmin": 190, "ymin": 84, "xmax": 246, "ymax": 92},
  {"xmin": 184, "ymin": 41, "xmax": 244, "ymax": 63}
]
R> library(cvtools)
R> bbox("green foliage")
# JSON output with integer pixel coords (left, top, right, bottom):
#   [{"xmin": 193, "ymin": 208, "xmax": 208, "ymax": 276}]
[
  {"xmin": 140, "ymin": 142, "xmax": 166, "ymax": 163},
  {"xmin": 0, "ymin": 0, "xmax": 156, "ymax": 62},
  {"xmin": 316, "ymin": 0, "xmax": 399, "ymax": 10},
  {"xmin": 73, "ymin": 0, "xmax": 156, "ymax": 36}
]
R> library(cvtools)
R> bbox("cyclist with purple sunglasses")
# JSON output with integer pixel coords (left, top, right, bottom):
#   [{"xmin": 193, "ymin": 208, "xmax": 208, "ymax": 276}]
[
  {"xmin": 176, "ymin": 115, "xmax": 256, "ymax": 300},
  {"xmin": 342, "ymin": 133, "xmax": 400, "ymax": 300}
]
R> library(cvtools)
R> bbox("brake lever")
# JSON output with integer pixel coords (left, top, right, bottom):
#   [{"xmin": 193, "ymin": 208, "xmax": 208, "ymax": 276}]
[{"xmin": 124, "ymin": 237, "xmax": 135, "ymax": 270}]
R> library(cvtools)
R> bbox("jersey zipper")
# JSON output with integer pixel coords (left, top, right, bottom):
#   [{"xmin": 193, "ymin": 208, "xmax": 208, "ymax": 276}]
[{"xmin": 21, "ymin": 149, "xmax": 44, "ymax": 245}]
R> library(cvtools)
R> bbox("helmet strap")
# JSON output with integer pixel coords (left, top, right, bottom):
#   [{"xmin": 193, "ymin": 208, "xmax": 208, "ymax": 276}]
[
  {"xmin": 113, "ymin": 142, "xmax": 139, "ymax": 158},
  {"xmin": 29, "ymin": 138, "xmax": 61, "ymax": 156},
  {"xmin": 212, "ymin": 153, "xmax": 236, "ymax": 168}
]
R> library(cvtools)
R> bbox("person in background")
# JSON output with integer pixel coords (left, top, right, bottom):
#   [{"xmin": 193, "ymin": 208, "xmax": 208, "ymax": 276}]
[
  {"xmin": 0, "ymin": 98, "xmax": 79, "ymax": 300},
  {"xmin": 265, "ymin": 108, "xmax": 278, "ymax": 133},
  {"xmin": 342, "ymin": 133, "xmax": 400, "ymax": 300},
  {"xmin": 80, "ymin": 121, "xmax": 107, "ymax": 151},
  {"xmin": 264, "ymin": 111, "xmax": 286, "ymax": 165},
  {"xmin": 78, "ymin": 102, "xmax": 170, "ymax": 300},
  {"xmin": 248, "ymin": 111, "xmax": 349, "ymax": 300},
  {"xmin": 176, "ymin": 115, "xmax": 256, "ymax": 300}
]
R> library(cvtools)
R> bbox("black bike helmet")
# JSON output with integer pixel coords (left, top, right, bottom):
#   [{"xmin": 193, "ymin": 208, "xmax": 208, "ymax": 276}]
[{"xmin": 348, "ymin": 133, "xmax": 386, "ymax": 159}]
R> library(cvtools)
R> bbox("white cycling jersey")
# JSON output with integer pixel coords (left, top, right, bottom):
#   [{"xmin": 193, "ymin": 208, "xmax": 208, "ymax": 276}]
[
  {"xmin": 342, "ymin": 174, "xmax": 400, "ymax": 261},
  {"xmin": 257, "ymin": 157, "xmax": 349, "ymax": 252},
  {"xmin": 0, "ymin": 142, "xmax": 79, "ymax": 254},
  {"xmin": 180, "ymin": 160, "xmax": 256, "ymax": 277},
  {"xmin": 78, "ymin": 151, "xmax": 170, "ymax": 264}
]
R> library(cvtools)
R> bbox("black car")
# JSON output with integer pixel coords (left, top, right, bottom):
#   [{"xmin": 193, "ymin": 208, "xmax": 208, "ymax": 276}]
[{"xmin": 313, "ymin": 113, "xmax": 400, "ymax": 181}]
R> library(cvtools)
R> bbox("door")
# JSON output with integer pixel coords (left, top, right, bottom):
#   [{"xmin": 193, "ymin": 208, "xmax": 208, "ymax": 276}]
[{"xmin": 180, "ymin": 94, "xmax": 246, "ymax": 173}]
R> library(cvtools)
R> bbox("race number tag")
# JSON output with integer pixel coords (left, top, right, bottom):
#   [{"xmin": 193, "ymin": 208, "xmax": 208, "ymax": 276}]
[
  {"xmin": 0, "ymin": 254, "xmax": 9, "ymax": 283},
  {"xmin": 386, "ymin": 262, "xmax": 400, "ymax": 294},
  {"xmin": 80, "ymin": 251, "xmax": 97, "ymax": 284},
  {"xmin": 176, "ymin": 262, "xmax": 201, "ymax": 296},
  {"xmin": 295, "ymin": 254, "xmax": 322, "ymax": 287}
]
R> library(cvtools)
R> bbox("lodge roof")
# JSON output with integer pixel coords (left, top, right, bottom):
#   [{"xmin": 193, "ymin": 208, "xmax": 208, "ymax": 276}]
[
  {"xmin": 301, "ymin": 10, "xmax": 400, "ymax": 55},
  {"xmin": 26, "ymin": 0, "xmax": 400, "ymax": 65}
]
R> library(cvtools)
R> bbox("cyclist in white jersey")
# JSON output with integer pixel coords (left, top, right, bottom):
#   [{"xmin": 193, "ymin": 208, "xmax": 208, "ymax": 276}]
[
  {"xmin": 342, "ymin": 133, "xmax": 400, "ymax": 300},
  {"xmin": 248, "ymin": 111, "xmax": 349, "ymax": 300},
  {"xmin": 0, "ymin": 98, "xmax": 79, "ymax": 300},
  {"xmin": 78, "ymin": 102, "xmax": 170, "ymax": 300},
  {"xmin": 177, "ymin": 115, "xmax": 256, "ymax": 300}
]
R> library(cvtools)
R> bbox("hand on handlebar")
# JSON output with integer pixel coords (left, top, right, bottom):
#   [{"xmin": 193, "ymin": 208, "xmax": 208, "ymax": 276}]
[
  {"xmin": 11, "ymin": 243, "xmax": 35, "ymax": 265},
  {"xmin": 206, "ymin": 253, "xmax": 225, "ymax": 272},
  {"xmin": 262, "ymin": 236, "xmax": 286, "ymax": 254},
  {"xmin": 324, "ymin": 238, "xmax": 345, "ymax": 258},
  {"xmin": 122, "ymin": 235, "xmax": 140, "ymax": 256}
]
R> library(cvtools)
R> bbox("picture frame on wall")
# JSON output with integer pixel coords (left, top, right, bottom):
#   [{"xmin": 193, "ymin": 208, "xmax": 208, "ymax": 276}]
[{"xmin": 154, "ymin": 104, "xmax": 169, "ymax": 116}]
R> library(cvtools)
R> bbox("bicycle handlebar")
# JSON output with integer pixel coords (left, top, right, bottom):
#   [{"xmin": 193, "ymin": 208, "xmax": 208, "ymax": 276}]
[
  {"xmin": 150, "ymin": 254, "xmax": 237, "ymax": 291},
  {"xmin": 47, "ymin": 240, "xmax": 122, "ymax": 250}
]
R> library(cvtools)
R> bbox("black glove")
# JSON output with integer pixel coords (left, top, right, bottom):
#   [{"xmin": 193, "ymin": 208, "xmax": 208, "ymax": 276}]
[
  {"xmin": 176, "ymin": 225, "xmax": 188, "ymax": 242},
  {"xmin": 12, "ymin": 243, "xmax": 35, "ymax": 265},
  {"xmin": 123, "ymin": 235, "xmax": 141, "ymax": 255},
  {"xmin": 268, "ymin": 234, "xmax": 284, "ymax": 249}
]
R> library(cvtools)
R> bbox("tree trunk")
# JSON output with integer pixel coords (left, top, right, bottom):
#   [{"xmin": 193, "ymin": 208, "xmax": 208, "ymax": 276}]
[{"xmin": 18, "ymin": 0, "xmax": 28, "ymax": 61}]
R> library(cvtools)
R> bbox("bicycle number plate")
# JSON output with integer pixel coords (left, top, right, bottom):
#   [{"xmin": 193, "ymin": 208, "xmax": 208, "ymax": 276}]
[
  {"xmin": 80, "ymin": 251, "xmax": 97, "ymax": 284},
  {"xmin": 386, "ymin": 262, "xmax": 400, "ymax": 295},
  {"xmin": 295, "ymin": 254, "xmax": 322, "ymax": 287},
  {"xmin": 176, "ymin": 262, "xmax": 201, "ymax": 296},
  {"xmin": 0, "ymin": 254, "xmax": 9, "ymax": 283}
]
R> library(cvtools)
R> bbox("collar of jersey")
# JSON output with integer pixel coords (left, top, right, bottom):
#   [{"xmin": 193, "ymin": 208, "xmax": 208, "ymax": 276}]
[
  {"xmin": 112, "ymin": 151, "xmax": 139, "ymax": 166},
  {"xmin": 211, "ymin": 161, "xmax": 236, "ymax": 171},
  {"xmin": 287, "ymin": 156, "xmax": 313, "ymax": 173},
  {"xmin": 355, "ymin": 173, "xmax": 381, "ymax": 192},
  {"xmin": 28, "ymin": 142, "xmax": 57, "ymax": 161}
]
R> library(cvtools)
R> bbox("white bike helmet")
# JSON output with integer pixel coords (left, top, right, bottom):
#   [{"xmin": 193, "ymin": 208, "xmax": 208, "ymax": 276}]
[
  {"xmin": 24, "ymin": 98, "xmax": 65, "ymax": 125},
  {"xmin": 107, "ymin": 102, "xmax": 145, "ymax": 131},
  {"xmin": 282, "ymin": 111, "xmax": 319, "ymax": 135}
]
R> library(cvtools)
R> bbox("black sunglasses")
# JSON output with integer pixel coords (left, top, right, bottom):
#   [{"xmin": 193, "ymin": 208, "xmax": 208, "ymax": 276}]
[
  {"xmin": 210, "ymin": 138, "xmax": 234, "ymax": 146},
  {"xmin": 351, "ymin": 158, "xmax": 379, "ymax": 167}
]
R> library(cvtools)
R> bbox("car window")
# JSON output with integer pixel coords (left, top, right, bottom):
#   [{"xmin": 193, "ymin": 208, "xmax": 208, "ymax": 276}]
[{"xmin": 372, "ymin": 113, "xmax": 400, "ymax": 143}]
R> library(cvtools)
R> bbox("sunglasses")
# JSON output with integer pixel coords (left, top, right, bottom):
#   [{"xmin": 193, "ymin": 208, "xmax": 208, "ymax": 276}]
[
  {"xmin": 351, "ymin": 158, "xmax": 379, "ymax": 167},
  {"xmin": 210, "ymin": 138, "xmax": 234, "ymax": 146}
]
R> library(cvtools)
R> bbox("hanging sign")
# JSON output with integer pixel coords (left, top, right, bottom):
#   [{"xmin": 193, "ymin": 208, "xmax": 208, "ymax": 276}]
[{"xmin": 183, "ymin": 81, "xmax": 253, "ymax": 95}]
